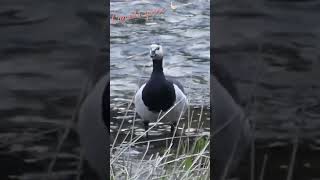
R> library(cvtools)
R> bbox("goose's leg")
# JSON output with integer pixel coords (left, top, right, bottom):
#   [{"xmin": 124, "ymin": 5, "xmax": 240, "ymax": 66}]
[
  {"xmin": 170, "ymin": 121, "xmax": 177, "ymax": 136},
  {"xmin": 144, "ymin": 120, "xmax": 149, "ymax": 138}
]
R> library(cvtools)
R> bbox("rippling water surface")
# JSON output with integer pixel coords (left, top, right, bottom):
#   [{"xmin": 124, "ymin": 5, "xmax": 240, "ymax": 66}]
[
  {"xmin": 214, "ymin": 0, "xmax": 320, "ymax": 179},
  {"xmin": 110, "ymin": 0, "xmax": 210, "ymax": 106},
  {"xmin": 0, "ymin": 0, "xmax": 106, "ymax": 179}
]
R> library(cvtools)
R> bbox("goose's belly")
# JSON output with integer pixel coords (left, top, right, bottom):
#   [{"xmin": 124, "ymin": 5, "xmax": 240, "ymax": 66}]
[{"xmin": 134, "ymin": 84, "xmax": 188, "ymax": 123}]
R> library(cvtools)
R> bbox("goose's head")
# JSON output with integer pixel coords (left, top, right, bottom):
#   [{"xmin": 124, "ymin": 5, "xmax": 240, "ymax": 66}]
[{"xmin": 149, "ymin": 44, "xmax": 163, "ymax": 60}]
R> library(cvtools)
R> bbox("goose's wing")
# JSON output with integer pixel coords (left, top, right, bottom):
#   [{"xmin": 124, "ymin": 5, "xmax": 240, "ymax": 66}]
[
  {"xmin": 166, "ymin": 76, "xmax": 185, "ymax": 93},
  {"xmin": 212, "ymin": 61, "xmax": 240, "ymax": 104},
  {"xmin": 78, "ymin": 74, "xmax": 109, "ymax": 180},
  {"xmin": 211, "ymin": 75, "xmax": 251, "ymax": 179}
]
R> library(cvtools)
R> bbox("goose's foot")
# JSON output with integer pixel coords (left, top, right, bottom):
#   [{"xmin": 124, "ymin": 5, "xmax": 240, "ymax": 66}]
[
  {"xmin": 170, "ymin": 121, "xmax": 177, "ymax": 136},
  {"xmin": 144, "ymin": 120, "xmax": 149, "ymax": 138}
]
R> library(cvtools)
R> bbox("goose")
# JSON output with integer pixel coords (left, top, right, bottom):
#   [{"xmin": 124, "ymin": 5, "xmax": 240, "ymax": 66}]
[
  {"xmin": 170, "ymin": 1, "xmax": 193, "ymax": 10},
  {"xmin": 211, "ymin": 62, "xmax": 252, "ymax": 180},
  {"xmin": 134, "ymin": 44, "xmax": 188, "ymax": 138},
  {"xmin": 76, "ymin": 5, "xmax": 109, "ymax": 179},
  {"xmin": 77, "ymin": 74, "xmax": 109, "ymax": 180}
]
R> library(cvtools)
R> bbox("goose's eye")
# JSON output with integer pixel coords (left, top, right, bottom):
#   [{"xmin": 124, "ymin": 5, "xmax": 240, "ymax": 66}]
[{"xmin": 156, "ymin": 47, "xmax": 160, "ymax": 50}]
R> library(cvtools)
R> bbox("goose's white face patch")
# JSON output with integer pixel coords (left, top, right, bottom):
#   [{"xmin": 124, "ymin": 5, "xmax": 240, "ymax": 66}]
[{"xmin": 149, "ymin": 44, "xmax": 163, "ymax": 60}]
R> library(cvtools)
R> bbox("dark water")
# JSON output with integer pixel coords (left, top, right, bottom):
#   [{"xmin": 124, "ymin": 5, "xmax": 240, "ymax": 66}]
[
  {"xmin": 0, "ymin": 0, "xmax": 106, "ymax": 179},
  {"xmin": 213, "ymin": 0, "xmax": 320, "ymax": 179}
]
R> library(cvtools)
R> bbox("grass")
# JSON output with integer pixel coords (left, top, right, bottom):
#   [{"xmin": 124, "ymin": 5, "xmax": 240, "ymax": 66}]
[{"xmin": 110, "ymin": 98, "xmax": 210, "ymax": 180}]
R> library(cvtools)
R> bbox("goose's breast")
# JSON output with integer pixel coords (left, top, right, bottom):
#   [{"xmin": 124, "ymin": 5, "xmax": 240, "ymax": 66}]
[
  {"xmin": 134, "ymin": 83, "xmax": 188, "ymax": 122},
  {"xmin": 134, "ymin": 84, "xmax": 159, "ymax": 121}
]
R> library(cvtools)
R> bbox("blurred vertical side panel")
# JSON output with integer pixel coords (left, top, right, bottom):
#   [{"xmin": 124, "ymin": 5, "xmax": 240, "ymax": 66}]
[
  {"xmin": 212, "ymin": 0, "xmax": 320, "ymax": 179},
  {"xmin": 0, "ymin": 0, "xmax": 110, "ymax": 179}
]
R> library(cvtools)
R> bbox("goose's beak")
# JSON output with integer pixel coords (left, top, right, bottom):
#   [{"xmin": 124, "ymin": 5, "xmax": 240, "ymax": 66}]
[{"xmin": 150, "ymin": 50, "xmax": 156, "ymax": 58}]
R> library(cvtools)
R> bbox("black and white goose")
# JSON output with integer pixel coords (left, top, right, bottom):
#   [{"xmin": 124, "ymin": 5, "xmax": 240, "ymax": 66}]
[
  {"xmin": 211, "ymin": 62, "xmax": 252, "ymax": 180},
  {"xmin": 77, "ymin": 74, "xmax": 109, "ymax": 180},
  {"xmin": 134, "ymin": 44, "xmax": 188, "ymax": 137}
]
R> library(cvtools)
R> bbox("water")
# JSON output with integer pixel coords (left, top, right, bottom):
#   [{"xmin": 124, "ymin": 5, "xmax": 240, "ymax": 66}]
[
  {"xmin": 0, "ymin": 0, "xmax": 106, "ymax": 179},
  {"xmin": 213, "ymin": 0, "xmax": 320, "ymax": 178},
  {"xmin": 110, "ymin": 0, "xmax": 210, "ymax": 106}
]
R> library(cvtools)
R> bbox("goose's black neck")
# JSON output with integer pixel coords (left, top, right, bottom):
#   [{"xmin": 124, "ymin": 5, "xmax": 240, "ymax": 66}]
[{"xmin": 152, "ymin": 59, "xmax": 164, "ymax": 74}]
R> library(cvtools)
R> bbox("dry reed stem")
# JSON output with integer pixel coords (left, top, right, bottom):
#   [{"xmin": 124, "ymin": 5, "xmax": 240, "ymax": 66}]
[
  {"xmin": 286, "ymin": 136, "xmax": 299, "ymax": 180},
  {"xmin": 259, "ymin": 153, "xmax": 268, "ymax": 180}
]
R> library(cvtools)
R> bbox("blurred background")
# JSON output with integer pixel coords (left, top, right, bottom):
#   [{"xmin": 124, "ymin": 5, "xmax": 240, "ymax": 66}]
[
  {"xmin": 0, "ymin": 0, "xmax": 107, "ymax": 179},
  {"xmin": 213, "ymin": 0, "xmax": 320, "ymax": 179}
]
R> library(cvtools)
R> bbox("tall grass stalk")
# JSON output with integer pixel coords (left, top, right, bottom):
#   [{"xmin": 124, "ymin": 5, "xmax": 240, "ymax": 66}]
[{"xmin": 110, "ymin": 101, "xmax": 210, "ymax": 180}]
